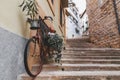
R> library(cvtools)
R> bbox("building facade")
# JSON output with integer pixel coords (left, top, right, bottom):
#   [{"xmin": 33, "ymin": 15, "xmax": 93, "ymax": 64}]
[
  {"xmin": 65, "ymin": 0, "xmax": 81, "ymax": 39},
  {"xmin": 86, "ymin": 0, "xmax": 120, "ymax": 48},
  {"xmin": 0, "ymin": 0, "xmax": 67, "ymax": 80},
  {"xmin": 79, "ymin": 9, "xmax": 89, "ymax": 36}
]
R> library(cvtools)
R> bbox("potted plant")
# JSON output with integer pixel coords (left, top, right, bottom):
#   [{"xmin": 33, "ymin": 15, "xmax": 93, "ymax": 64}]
[
  {"xmin": 19, "ymin": 0, "xmax": 39, "ymax": 29},
  {"xmin": 47, "ymin": 33, "xmax": 63, "ymax": 63}
]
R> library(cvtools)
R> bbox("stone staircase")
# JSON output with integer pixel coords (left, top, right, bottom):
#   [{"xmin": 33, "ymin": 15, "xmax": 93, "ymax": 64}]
[
  {"xmin": 66, "ymin": 37, "xmax": 97, "ymax": 48},
  {"xmin": 18, "ymin": 37, "xmax": 120, "ymax": 80}
]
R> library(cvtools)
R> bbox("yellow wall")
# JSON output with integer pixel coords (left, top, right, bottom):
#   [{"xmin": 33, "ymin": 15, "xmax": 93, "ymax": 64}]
[
  {"xmin": 53, "ymin": 0, "xmax": 62, "ymax": 35},
  {"xmin": 37, "ymin": 0, "xmax": 63, "ymax": 36},
  {"xmin": 0, "ymin": 0, "xmax": 30, "ymax": 38},
  {"xmin": 0, "ymin": 0, "xmax": 64, "ymax": 38}
]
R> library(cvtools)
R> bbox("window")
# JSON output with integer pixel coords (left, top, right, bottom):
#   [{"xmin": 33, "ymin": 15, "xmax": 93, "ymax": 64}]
[
  {"xmin": 73, "ymin": 11, "xmax": 78, "ymax": 18},
  {"xmin": 75, "ymin": 27, "xmax": 79, "ymax": 34},
  {"xmin": 68, "ymin": 15, "xmax": 78, "ymax": 26},
  {"xmin": 68, "ymin": 4, "xmax": 73, "ymax": 7},
  {"xmin": 71, "ymin": 8, "xmax": 78, "ymax": 18}
]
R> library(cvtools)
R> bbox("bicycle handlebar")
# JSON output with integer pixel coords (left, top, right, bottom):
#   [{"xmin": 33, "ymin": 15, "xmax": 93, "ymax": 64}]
[
  {"xmin": 27, "ymin": 16, "xmax": 53, "ymax": 22},
  {"xmin": 44, "ymin": 16, "xmax": 53, "ymax": 21},
  {"xmin": 38, "ymin": 16, "xmax": 53, "ymax": 22}
]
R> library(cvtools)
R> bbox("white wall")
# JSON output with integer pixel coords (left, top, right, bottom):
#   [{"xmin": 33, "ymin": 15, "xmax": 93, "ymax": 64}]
[
  {"xmin": 66, "ymin": 16, "xmax": 82, "ymax": 39},
  {"xmin": 79, "ymin": 13, "xmax": 89, "ymax": 36},
  {"xmin": 66, "ymin": 6, "xmax": 83, "ymax": 39}
]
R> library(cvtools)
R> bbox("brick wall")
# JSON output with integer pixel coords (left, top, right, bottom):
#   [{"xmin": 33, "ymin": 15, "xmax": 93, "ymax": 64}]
[
  {"xmin": 116, "ymin": 0, "xmax": 120, "ymax": 11},
  {"xmin": 86, "ymin": 0, "xmax": 120, "ymax": 48},
  {"xmin": 116, "ymin": 0, "xmax": 120, "ymax": 21}
]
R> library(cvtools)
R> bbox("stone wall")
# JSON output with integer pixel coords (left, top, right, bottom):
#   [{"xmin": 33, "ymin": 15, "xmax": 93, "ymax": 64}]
[
  {"xmin": 86, "ymin": 0, "xmax": 120, "ymax": 48},
  {"xmin": 116, "ymin": 0, "xmax": 120, "ymax": 11},
  {"xmin": 116, "ymin": 0, "xmax": 120, "ymax": 21}
]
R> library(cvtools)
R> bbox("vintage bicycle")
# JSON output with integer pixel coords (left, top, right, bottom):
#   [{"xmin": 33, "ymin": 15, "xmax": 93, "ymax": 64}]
[{"xmin": 24, "ymin": 16, "xmax": 63, "ymax": 77}]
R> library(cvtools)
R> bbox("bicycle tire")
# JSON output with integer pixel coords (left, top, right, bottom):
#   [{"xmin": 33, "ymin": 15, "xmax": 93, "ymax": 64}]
[{"xmin": 24, "ymin": 37, "xmax": 43, "ymax": 77}]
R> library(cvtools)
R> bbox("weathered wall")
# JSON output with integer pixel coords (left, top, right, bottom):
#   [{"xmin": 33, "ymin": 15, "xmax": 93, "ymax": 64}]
[
  {"xmin": 0, "ymin": 27, "xmax": 26, "ymax": 80},
  {"xmin": 37, "ymin": 0, "xmax": 64, "ymax": 36},
  {"xmin": 116, "ymin": 0, "xmax": 120, "ymax": 24},
  {"xmin": 0, "ymin": 0, "xmax": 65, "ymax": 80},
  {"xmin": 0, "ymin": 0, "xmax": 30, "ymax": 38},
  {"xmin": 66, "ymin": 16, "xmax": 81, "ymax": 38},
  {"xmin": 86, "ymin": 0, "xmax": 120, "ymax": 48},
  {"xmin": 0, "ymin": 0, "xmax": 28, "ymax": 80}
]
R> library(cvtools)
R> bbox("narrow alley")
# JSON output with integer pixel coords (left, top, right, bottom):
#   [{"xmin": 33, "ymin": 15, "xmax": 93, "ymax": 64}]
[
  {"xmin": 0, "ymin": 0, "xmax": 120, "ymax": 80},
  {"xmin": 18, "ymin": 35, "xmax": 120, "ymax": 80}
]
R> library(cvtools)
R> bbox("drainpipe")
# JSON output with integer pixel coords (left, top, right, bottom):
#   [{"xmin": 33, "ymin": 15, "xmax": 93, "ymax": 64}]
[{"xmin": 113, "ymin": 0, "xmax": 120, "ymax": 34}]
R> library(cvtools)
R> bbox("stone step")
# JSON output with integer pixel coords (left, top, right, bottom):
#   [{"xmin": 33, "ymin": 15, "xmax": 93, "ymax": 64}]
[
  {"xmin": 65, "ymin": 44, "xmax": 94, "ymax": 48},
  {"xmin": 66, "ymin": 38, "xmax": 96, "ymax": 48},
  {"xmin": 62, "ymin": 53, "xmax": 120, "ymax": 56},
  {"xmin": 32, "ymin": 64, "xmax": 62, "ymax": 71},
  {"xmin": 32, "ymin": 63, "xmax": 120, "ymax": 71},
  {"xmin": 63, "ymin": 49, "xmax": 120, "ymax": 53},
  {"xmin": 61, "ymin": 64, "xmax": 120, "ymax": 71},
  {"xmin": 63, "ymin": 50, "xmax": 120, "ymax": 53},
  {"xmin": 66, "ymin": 42, "xmax": 92, "ymax": 44},
  {"xmin": 61, "ymin": 59, "xmax": 120, "ymax": 64},
  {"xmin": 66, "ymin": 37, "xmax": 90, "ymax": 42},
  {"xmin": 43, "ymin": 64, "xmax": 62, "ymax": 71},
  {"xmin": 62, "ymin": 48, "xmax": 120, "ymax": 56},
  {"xmin": 66, "ymin": 43, "xmax": 96, "ymax": 48},
  {"xmin": 19, "ymin": 71, "xmax": 120, "ymax": 80},
  {"xmin": 66, "ymin": 42, "xmax": 93, "ymax": 45},
  {"xmin": 66, "ymin": 48, "xmax": 120, "ymax": 51},
  {"xmin": 62, "ymin": 56, "xmax": 120, "ymax": 59},
  {"xmin": 62, "ymin": 52, "xmax": 120, "ymax": 56}
]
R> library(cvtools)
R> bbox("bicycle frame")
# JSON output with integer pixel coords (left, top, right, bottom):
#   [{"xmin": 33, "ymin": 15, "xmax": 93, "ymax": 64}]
[
  {"xmin": 32, "ymin": 16, "xmax": 51, "ymax": 43},
  {"xmin": 24, "ymin": 16, "xmax": 63, "ymax": 77}
]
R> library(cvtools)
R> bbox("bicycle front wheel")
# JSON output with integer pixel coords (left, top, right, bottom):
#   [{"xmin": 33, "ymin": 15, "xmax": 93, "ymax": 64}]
[{"xmin": 24, "ymin": 37, "xmax": 43, "ymax": 77}]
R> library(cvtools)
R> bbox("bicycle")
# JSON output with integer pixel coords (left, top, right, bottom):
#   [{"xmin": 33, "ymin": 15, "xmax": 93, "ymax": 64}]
[{"xmin": 24, "ymin": 16, "xmax": 63, "ymax": 77}]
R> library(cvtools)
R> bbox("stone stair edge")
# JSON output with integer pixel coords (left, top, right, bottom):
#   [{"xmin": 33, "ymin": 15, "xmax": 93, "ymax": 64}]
[
  {"xmin": 61, "ymin": 58, "xmax": 120, "ymax": 61},
  {"xmin": 65, "ymin": 48, "xmax": 120, "ymax": 51},
  {"xmin": 35, "ymin": 63, "xmax": 120, "ymax": 67},
  {"xmin": 66, "ymin": 36, "xmax": 89, "ymax": 40},
  {"xmin": 66, "ymin": 36, "xmax": 90, "ymax": 40},
  {"xmin": 19, "ymin": 71, "xmax": 120, "ymax": 77},
  {"xmin": 61, "ymin": 63, "xmax": 120, "ymax": 67}
]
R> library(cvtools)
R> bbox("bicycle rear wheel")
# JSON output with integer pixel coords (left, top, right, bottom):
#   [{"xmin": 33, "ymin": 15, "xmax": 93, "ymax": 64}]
[{"xmin": 24, "ymin": 37, "xmax": 43, "ymax": 77}]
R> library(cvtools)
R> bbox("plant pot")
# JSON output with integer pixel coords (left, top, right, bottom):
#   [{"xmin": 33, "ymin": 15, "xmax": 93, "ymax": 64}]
[{"xmin": 27, "ymin": 19, "xmax": 40, "ymax": 30}]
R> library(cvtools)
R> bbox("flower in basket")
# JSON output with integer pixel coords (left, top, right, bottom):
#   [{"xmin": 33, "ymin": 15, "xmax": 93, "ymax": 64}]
[
  {"xmin": 47, "ymin": 33, "xmax": 63, "ymax": 52},
  {"xmin": 47, "ymin": 33, "xmax": 63, "ymax": 63}
]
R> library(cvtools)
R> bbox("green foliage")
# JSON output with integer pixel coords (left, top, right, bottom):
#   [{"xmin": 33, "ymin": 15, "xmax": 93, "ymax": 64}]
[
  {"xmin": 47, "ymin": 33, "xmax": 63, "ymax": 63},
  {"xmin": 47, "ymin": 34, "xmax": 63, "ymax": 52},
  {"xmin": 19, "ymin": 0, "xmax": 38, "ymax": 19}
]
